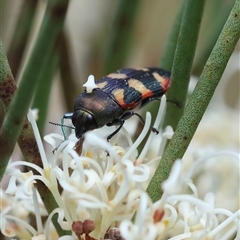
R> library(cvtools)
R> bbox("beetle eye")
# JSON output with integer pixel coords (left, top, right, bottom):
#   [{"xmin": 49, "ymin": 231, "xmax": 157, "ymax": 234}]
[{"xmin": 72, "ymin": 110, "xmax": 97, "ymax": 138}]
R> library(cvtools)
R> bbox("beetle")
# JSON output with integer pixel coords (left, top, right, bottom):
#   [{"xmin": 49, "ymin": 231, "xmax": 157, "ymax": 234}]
[{"xmin": 61, "ymin": 68, "xmax": 171, "ymax": 141}]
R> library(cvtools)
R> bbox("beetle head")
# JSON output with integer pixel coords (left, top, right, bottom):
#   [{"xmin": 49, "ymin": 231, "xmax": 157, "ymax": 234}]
[{"xmin": 72, "ymin": 109, "xmax": 97, "ymax": 139}]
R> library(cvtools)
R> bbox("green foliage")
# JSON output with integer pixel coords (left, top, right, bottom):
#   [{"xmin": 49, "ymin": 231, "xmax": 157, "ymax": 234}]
[{"xmin": 147, "ymin": 0, "xmax": 240, "ymax": 202}]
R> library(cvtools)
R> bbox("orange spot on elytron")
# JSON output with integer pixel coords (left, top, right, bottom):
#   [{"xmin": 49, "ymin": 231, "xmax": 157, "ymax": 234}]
[
  {"xmin": 128, "ymin": 79, "xmax": 153, "ymax": 98},
  {"xmin": 135, "ymin": 67, "xmax": 149, "ymax": 71},
  {"xmin": 128, "ymin": 79, "xmax": 153, "ymax": 99},
  {"xmin": 153, "ymin": 72, "xmax": 164, "ymax": 83},
  {"xmin": 113, "ymin": 88, "xmax": 138, "ymax": 109},
  {"xmin": 97, "ymin": 81, "xmax": 108, "ymax": 89},
  {"xmin": 113, "ymin": 88, "xmax": 125, "ymax": 105},
  {"xmin": 107, "ymin": 73, "xmax": 128, "ymax": 79},
  {"xmin": 153, "ymin": 72, "xmax": 170, "ymax": 91}
]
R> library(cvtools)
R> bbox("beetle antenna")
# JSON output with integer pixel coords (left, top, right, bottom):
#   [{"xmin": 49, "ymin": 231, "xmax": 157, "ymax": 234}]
[{"xmin": 49, "ymin": 121, "xmax": 75, "ymax": 130}]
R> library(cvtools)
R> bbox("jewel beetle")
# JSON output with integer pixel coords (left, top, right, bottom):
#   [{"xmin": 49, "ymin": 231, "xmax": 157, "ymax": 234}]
[{"xmin": 61, "ymin": 68, "xmax": 171, "ymax": 141}]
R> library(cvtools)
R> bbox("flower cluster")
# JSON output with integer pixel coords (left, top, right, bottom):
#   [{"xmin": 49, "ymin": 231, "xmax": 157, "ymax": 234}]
[
  {"xmin": 1, "ymin": 95, "xmax": 239, "ymax": 240},
  {"xmin": 120, "ymin": 151, "xmax": 239, "ymax": 240}
]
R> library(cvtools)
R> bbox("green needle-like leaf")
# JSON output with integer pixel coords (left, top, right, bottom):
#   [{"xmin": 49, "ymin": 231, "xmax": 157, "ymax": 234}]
[
  {"xmin": 0, "ymin": 0, "xmax": 71, "ymax": 236},
  {"xmin": 162, "ymin": 0, "xmax": 206, "ymax": 131},
  {"xmin": 0, "ymin": 0, "xmax": 69, "ymax": 173},
  {"xmin": 160, "ymin": 0, "xmax": 185, "ymax": 72},
  {"xmin": 32, "ymin": 50, "xmax": 58, "ymax": 136},
  {"xmin": 7, "ymin": 0, "xmax": 39, "ymax": 77},
  {"xmin": 147, "ymin": 0, "xmax": 240, "ymax": 202},
  {"xmin": 144, "ymin": 1, "xmax": 186, "ymax": 134}
]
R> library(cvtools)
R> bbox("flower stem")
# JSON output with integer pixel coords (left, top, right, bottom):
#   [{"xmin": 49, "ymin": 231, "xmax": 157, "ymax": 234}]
[
  {"xmin": 144, "ymin": 1, "xmax": 185, "ymax": 136},
  {"xmin": 159, "ymin": 0, "xmax": 186, "ymax": 72},
  {"xmin": 32, "ymin": 49, "xmax": 58, "ymax": 136},
  {"xmin": 162, "ymin": 0, "xmax": 206, "ymax": 131},
  {"xmin": 193, "ymin": 0, "xmax": 235, "ymax": 76},
  {"xmin": 6, "ymin": 0, "xmax": 39, "ymax": 77},
  {"xmin": 147, "ymin": 0, "xmax": 240, "ymax": 202}
]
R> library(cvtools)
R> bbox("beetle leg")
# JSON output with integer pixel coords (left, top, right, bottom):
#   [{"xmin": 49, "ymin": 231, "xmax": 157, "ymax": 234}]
[
  {"xmin": 61, "ymin": 112, "xmax": 73, "ymax": 140},
  {"xmin": 166, "ymin": 99, "xmax": 182, "ymax": 108},
  {"xmin": 106, "ymin": 112, "xmax": 139, "ymax": 140},
  {"xmin": 107, "ymin": 111, "xmax": 159, "ymax": 141},
  {"xmin": 107, "ymin": 119, "xmax": 125, "ymax": 141},
  {"xmin": 131, "ymin": 112, "xmax": 159, "ymax": 134},
  {"xmin": 142, "ymin": 96, "xmax": 182, "ymax": 109}
]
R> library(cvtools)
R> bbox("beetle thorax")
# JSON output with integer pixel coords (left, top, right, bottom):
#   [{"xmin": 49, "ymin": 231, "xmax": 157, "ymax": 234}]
[{"xmin": 72, "ymin": 89, "xmax": 125, "ymax": 138}]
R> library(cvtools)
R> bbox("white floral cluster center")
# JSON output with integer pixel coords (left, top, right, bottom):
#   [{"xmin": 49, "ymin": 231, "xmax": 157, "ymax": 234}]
[{"xmin": 1, "ymin": 96, "xmax": 239, "ymax": 240}]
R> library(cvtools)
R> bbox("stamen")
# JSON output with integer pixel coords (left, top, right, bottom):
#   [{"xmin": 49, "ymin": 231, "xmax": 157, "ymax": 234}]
[
  {"xmin": 123, "ymin": 112, "xmax": 151, "ymax": 160},
  {"xmin": 138, "ymin": 95, "xmax": 166, "ymax": 162},
  {"xmin": 32, "ymin": 186, "xmax": 43, "ymax": 234},
  {"xmin": 27, "ymin": 109, "xmax": 49, "ymax": 168}
]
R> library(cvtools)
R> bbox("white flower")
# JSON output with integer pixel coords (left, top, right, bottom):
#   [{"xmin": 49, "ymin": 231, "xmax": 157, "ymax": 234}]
[
  {"xmin": 1, "ymin": 96, "xmax": 169, "ymax": 239},
  {"xmin": 119, "ymin": 151, "xmax": 240, "ymax": 240},
  {"xmin": 0, "ymin": 188, "xmax": 39, "ymax": 238},
  {"xmin": 2, "ymin": 94, "xmax": 239, "ymax": 240}
]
